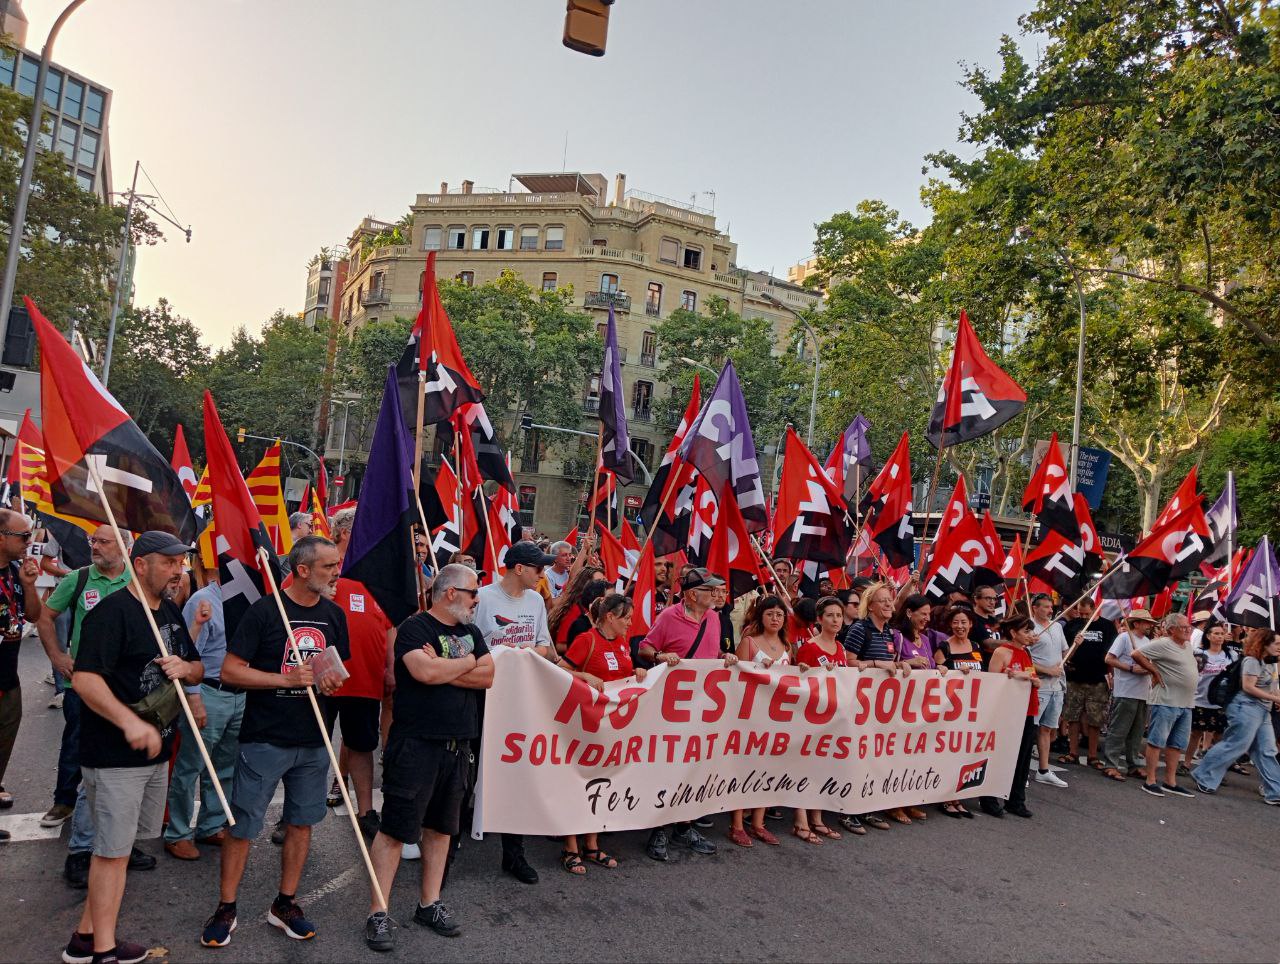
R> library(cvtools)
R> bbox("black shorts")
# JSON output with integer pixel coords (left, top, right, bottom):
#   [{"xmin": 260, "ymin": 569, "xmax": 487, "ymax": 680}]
[
  {"xmin": 1192, "ymin": 705, "xmax": 1227, "ymax": 734},
  {"xmin": 323, "ymin": 696, "xmax": 381, "ymax": 753},
  {"xmin": 380, "ymin": 736, "xmax": 468, "ymax": 842}
]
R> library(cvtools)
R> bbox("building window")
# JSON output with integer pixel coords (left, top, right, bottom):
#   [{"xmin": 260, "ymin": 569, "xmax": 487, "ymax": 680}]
[
  {"xmin": 457, "ymin": 271, "xmax": 474, "ymax": 286},
  {"xmin": 600, "ymin": 273, "xmax": 619, "ymax": 294},
  {"xmin": 520, "ymin": 430, "xmax": 542, "ymax": 473},
  {"xmin": 55, "ymin": 121, "xmax": 77, "ymax": 160},
  {"xmin": 318, "ymin": 277, "xmax": 331, "ymax": 305},
  {"xmin": 77, "ymin": 130, "xmax": 98, "ymax": 168},
  {"xmin": 632, "ymin": 380, "xmax": 654, "ymax": 420},
  {"xmin": 659, "ymin": 237, "xmax": 679, "ymax": 265},
  {"xmin": 545, "ymin": 226, "xmax": 565, "ymax": 251},
  {"xmin": 631, "ymin": 438, "xmax": 654, "ymax": 470},
  {"xmin": 44, "ymin": 68, "xmax": 62, "ymax": 109},
  {"xmin": 681, "ymin": 290, "xmax": 697, "ymax": 312},
  {"xmin": 84, "ymin": 88, "xmax": 105, "ymax": 127},
  {"xmin": 683, "ymin": 246, "xmax": 702, "ymax": 270},
  {"xmin": 519, "ymin": 226, "xmax": 539, "ymax": 250},
  {"xmin": 495, "ymin": 227, "xmax": 515, "ymax": 250},
  {"xmin": 447, "ymin": 226, "xmax": 466, "ymax": 250},
  {"xmin": 645, "ymin": 282, "xmax": 661, "ymax": 317},
  {"xmin": 0, "ymin": 50, "xmax": 14, "ymax": 88},
  {"xmin": 17, "ymin": 57, "xmax": 37, "ymax": 98},
  {"xmin": 63, "ymin": 77, "xmax": 83, "ymax": 119},
  {"xmin": 518, "ymin": 484, "xmax": 538, "ymax": 526},
  {"xmin": 584, "ymin": 374, "xmax": 601, "ymax": 412},
  {"xmin": 422, "ymin": 226, "xmax": 442, "ymax": 250},
  {"xmin": 472, "ymin": 227, "xmax": 490, "ymax": 251},
  {"xmin": 74, "ymin": 171, "xmax": 92, "ymax": 192},
  {"xmin": 592, "ymin": 238, "xmax": 607, "ymax": 246},
  {"xmin": 541, "ymin": 272, "xmax": 557, "ymax": 292},
  {"xmin": 641, "ymin": 330, "xmax": 657, "ymax": 367}
]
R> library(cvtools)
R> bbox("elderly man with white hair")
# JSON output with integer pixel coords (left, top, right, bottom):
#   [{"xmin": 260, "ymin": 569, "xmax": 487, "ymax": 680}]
[{"xmin": 536, "ymin": 540, "xmax": 575, "ymax": 604}]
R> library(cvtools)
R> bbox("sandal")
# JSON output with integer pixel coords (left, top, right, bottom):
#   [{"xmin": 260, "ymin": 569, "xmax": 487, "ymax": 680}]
[
  {"xmin": 886, "ymin": 808, "xmax": 912, "ymax": 825},
  {"xmin": 791, "ymin": 827, "xmax": 822, "ymax": 845},
  {"xmin": 905, "ymin": 807, "xmax": 927, "ymax": 820},
  {"xmin": 746, "ymin": 824, "xmax": 781, "ymax": 845},
  {"xmin": 726, "ymin": 827, "xmax": 753, "ymax": 848},
  {"xmin": 1230, "ymin": 762, "xmax": 1252, "ymax": 775},
  {"xmin": 812, "ymin": 823, "xmax": 842, "ymax": 840},
  {"xmin": 559, "ymin": 850, "xmax": 586, "ymax": 875},
  {"xmin": 1176, "ymin": 763, "xmax": 1192, "ymax": 777},
  {"xmin": 1055, "ymin": 754, "xmax": 1076, "ymax": 765},
  {"xmin": 1088, "ymin": 758, "xmax": 1104, "ymax": 771},
  {"xmin": 1103, "ymin": 768, "xmax": 1127, "ymax": 782},
  {"xmin": 957, "ymin": 805, "xmax": 974, "ymax": 819},
  {"xmin": 582, "ymin": 848, "xmax": 617, "ymax": 868}
]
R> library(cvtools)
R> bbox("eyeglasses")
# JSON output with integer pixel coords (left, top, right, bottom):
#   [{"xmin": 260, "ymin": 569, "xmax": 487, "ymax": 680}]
[
  {"xmin": 0, "ymin": 529, "xmax": 32, "ymax": 541},
  {"xmin": 88, "ymin": 537, "xmax": 114, "ymax": 546},
  {"xmin": 452, "ymin": 587, "xmax": 479, "ymax": 598}
]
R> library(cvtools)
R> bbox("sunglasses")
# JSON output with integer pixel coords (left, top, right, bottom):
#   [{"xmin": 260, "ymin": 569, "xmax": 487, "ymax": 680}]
[
  {"xmin": 452, "ymin": 587, "xmax": 480, "ymax": 598},
  {"xmin": 0, "ymin": 529, "xmax": 32, "ymax": 541}
]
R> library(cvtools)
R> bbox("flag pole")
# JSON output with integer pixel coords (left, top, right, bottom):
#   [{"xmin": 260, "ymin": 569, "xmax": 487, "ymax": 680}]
[
  {"xmin": 748, "ymin": 534, "xmax": 795, "ymax": 606},
  {"xmin": 481, "ymin": 490, "xmax": 501, "ymax": 584},
  {"xmin": 621, "ymin": 475, "xmax": 682, "ymax": 594},
  {"xmin": 1061, "ymin": 601, "xmax": 1104, "ymax": 663},
  {"xmin": 917, "ymin": 442, "xmax": 946, "ymax": 554},
  {"xmin": 1225, "ymin": 470, "xmax": 1235, "ymax": 596},
  {"xmin": 84, "ymin": 458, "xmax": 235, "ymax": 825},
  {"xmin": 256, "ymin": 546, "xmax": 387, "ymax": 912},
  {"xmin": 411, "ymin": 371, "xmax": 427, "ymax": 493},
  {"xmin": 1052, "ymin": 556, "xmax": 1126, "ymax": 622}
]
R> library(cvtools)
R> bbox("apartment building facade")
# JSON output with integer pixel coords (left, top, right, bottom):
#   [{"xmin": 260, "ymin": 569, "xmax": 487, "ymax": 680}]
[{"xmin": 322, "ymin": 172, "xmax": 822, "ymax": 534}]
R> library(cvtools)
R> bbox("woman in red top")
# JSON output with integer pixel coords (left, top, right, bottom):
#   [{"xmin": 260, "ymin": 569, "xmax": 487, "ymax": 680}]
[
  {"xmin": 986, "ymin": 609, "xmax": 1041, "ymax": 819},
  {"xmin": 559, "ymin": 593, "xmax": 645, "ymax": 874},
  {"xmin": 548, "ymin": 566, "xmax": 606, "ymax": 656},
  {"xmin": 791, "ymin": 597, "xmax": 847, "ymax": 845}
]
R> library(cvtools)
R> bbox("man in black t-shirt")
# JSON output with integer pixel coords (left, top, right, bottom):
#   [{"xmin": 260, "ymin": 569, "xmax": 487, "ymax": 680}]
[
  {"xmin": 362, "ymin": 563, "xmax": 493, "ymax": 951},
  {"xmin": 201, "ymin": 536, "xmax": 348, "ymax": 949},
  {"xmin": 968, "ymin": 586, "xmax": 1003, "ymax": 660},
  {"xmin": 0, "ymin": 507, "xmax": 42, "ymax": 828},
  {"xmin": 1062, "ymin": 598, "xmax": 1118, "ymax": 766},
  {"xmin": 67, "ymin": 531, "xmax": 203, "ymax": 964}
]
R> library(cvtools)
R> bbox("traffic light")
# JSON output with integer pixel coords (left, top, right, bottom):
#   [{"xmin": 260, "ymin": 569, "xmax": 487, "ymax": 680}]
[
  {"xmin": 520, "ymin": 412, "xmax": 534, "ymax": 432},
  {"xmin": 563, "ymin": 0, "xmax": 612, "ymax": 57},
  {"xmin": 237, "ymin": 427, "xmax": 245, "ymax": 444}
]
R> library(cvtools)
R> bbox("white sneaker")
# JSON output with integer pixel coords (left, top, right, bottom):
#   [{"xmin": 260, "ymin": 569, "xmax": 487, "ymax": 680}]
[
  {"xmin": 1034, "ymin": 770, "xmax": 1069, "ymax": 788},
  {"xmin": 402, "ymin": 842, "xmax": 421, "ymax": 860}
]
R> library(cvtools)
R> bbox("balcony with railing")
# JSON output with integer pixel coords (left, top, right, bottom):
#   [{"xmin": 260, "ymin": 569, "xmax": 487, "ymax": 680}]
[
  {"xmin": 584, "ymin": 291, "xmax": 631, "ymax": 313},
  {"xmin": 639, "ymin": 350, "xmax": 657, "ymax": 367},
  {"xmin": 576, "ymin": 244, "xmax": 650, "ymax": 266},
  {"xmin": 583, "ymin": 396, "xmax": 601, "ymax": 413},
  {"xmin": 631, "ymin": 406, "xmax": 653, "ymax": 422},
  {"xmin": 361, "ymin": 287, "xmax": 391, "ymax": 307},
  {"xmin": 644, "ymin": 301, "xmax": 660, "ymax": 317}
]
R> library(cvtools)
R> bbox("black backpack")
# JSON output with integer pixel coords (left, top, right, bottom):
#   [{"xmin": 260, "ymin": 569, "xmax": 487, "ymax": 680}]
[{"xmin": 1208, "ymin": 656, "xmax": 1244, "ymax": 708}]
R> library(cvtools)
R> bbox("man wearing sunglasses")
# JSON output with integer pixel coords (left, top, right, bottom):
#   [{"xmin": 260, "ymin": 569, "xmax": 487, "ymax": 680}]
[{"xmin": 0, "ymin": 509, "xmax": 43, "ymax": 838}]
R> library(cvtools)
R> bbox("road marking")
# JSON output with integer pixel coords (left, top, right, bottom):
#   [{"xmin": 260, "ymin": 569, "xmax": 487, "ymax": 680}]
[
  {"xmin": 300, "ymin": 865, "xmax": 363, "ymax": 905},
  {"xmin": 0, "ymin": 811, "xmax": 63, "ymax": 842}
]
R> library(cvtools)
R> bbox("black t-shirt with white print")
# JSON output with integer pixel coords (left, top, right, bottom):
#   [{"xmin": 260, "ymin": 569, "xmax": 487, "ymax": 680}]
[{"xmin": 227, "ymin": 592, "xmax": 350, "ymax": 748}]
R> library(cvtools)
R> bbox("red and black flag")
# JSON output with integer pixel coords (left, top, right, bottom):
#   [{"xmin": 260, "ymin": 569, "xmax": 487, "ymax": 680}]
[
  {"xmin": 686, "ymin": 474, "xmax": 718, "ymax": 566},
  {"xmin": 170, "ymin": 424, "xmax": 198, "ymax": 503},
  {"xmin": 396, "ymin": 250, "xmax": 485, "ymax": 428},
  {"xmin": 1002, "ymin": 533, "xmax": 1026, "ymax": 590},
  {"xmin": 30, "ymin": 298, "xmax": 197, "ymax": 542},
  {"xmin": 640, "ymin": 375, "xmax": 700, "ymax": 557},
  {"xmin": 625, "ymin": 540, "xmax": 658, "ymax": 643},
  {"xmin": 771, "ymin": 426, "xmax": 852, "ymax": 568},
  {"xmin": 1102, "ymin": 501, "xmax": 1210, "ymax": 600},
  {"xmin": 978, "ymin": 511, "xmax": 1008, "ymax": 586},
  {"xmin": 595, "ymin": 520, "xmax": 631, "ymax": 584},
  {"xmin": 1151, "ymin": 467, "xmax": 1200, "ymax": 532},
  {"xmin": 588, "ymin": 466, "xmax": 618, "ymax": 528},
  {"xmin": 922, "ymin": 510, "xmax": 993, "ymax": 602},
  {"xmin": 926, "ymin": 310, "xmax": 1026, "ymax": 447},
  {"xmin": 435, "ymin": 403, "xmax": 516, "ymax": 493},
  {"xmin": 1073, "ymin": 493, "xmax": 1105, "ymax": 579},
  {"xmin": 1022, "ymin": 433, "xmax": 1080, "ymax": 542},
  {"xmin": 1023, "ymin": 530, "xmax": 1092, "ymax": 598},
  {"xmin": 203, "ymin": 391, "xmax": 279, "ymax": 637},
  {"xmin": 863, "ymin": 431, "xmax": 915, "ymax": 568},
  {"xmin": 708, "ymin": 484, "xmax": 769, "ymax": 600}
]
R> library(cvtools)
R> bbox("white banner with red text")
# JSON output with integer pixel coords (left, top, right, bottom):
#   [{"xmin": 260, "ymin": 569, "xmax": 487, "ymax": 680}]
[{"xmin": 474, "ymin": 649, "xmax": 1029, "ymax": 836}]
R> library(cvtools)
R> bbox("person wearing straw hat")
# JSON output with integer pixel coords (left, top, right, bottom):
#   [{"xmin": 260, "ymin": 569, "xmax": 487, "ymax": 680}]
[
  {"xmin": 64, "ymin": 530, "xmax": 203, "ymax": 964},
  {"xmin": 1100, "ymin": 608, "xmax": 1157, "ymax": 782}
]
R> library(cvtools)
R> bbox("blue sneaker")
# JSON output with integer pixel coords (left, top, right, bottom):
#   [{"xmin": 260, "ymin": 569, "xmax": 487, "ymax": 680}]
[
  {"xmin": 267, "ymin": 899, "xmax": 316, "ymax": 940},
  {"xmin": 200, "ymin": 905, "xmax": 238, "ymax": 948}
]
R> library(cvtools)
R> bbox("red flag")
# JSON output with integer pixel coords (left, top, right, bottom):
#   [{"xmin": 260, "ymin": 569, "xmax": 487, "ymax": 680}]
[
  {"xmin": 708, "ymin": 484, "xmax": 769, "ymax": 600},
  {"xmin": 937, "ymin": 475, "xmax": 969, "ymax": 542},
  {"xmin": 979, "ymin": 512, "xmax": 1008, "ymax": 577},
  {"xmin": 626, "ymin": 540, "xmax": 657, "ymax": 641},
  {"xmin": 1001, "ymin": 533, "xmax": 1026, "ymax": 583},
  {"xmin": 771, "ymin": 426, "xmax": 852, "ymax": 567},
  {"xmin": 927, "ymin": 310, "xmax": 1027, "ymax": 447},
  {"xmin": 588, "ymin": 466, "xmax": 618, "ymax": 528},
  {"xmin": 30, "ymin": 297, "xmax": 196, "ymax": 540},
  {"xmin": 863, "ymin": 432, "xmax": 914, "ymax": 568},
  {"xmin": 1022, "ymin": 433, "xmax": 1079, "ymax": 542},
  {"xmin": 1150, "ymin": 585, "xmax": 1175, "ymax": 620},
  {"xmin": 170, "ymin": 424, "xmax": 198, "ymax": 502},
  {"xmin": 595, "ymin": 520, "xmax": 629, "ymax": 583},
  {"xmin": 563, "ymin": 525, "xmax": 580, "ymax": 549},
  {"xmin": 922, "ymin": 509, "xmax": 991, "ymax": 601},
  {"xmin": 316, "ymin": 461, "xmax": 329, "ymax": 509}
]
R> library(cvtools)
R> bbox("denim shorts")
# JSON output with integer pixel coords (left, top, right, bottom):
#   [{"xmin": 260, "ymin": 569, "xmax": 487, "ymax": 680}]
[
  {"xmin": 228, "ymin": 742, "xmax": 329, "ymax": 840},
  {"xmin": 1036, "ymin": 687, "xmax": 1065, "ymax": 729},
  {"xmin": 1146, "ymin": 704, "xmax": 1192, "ymax": 751}
]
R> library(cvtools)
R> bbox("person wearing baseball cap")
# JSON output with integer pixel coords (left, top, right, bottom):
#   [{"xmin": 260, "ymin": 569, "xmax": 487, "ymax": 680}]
[{"xmin": 1100, "ymin": 609, "xmax": 1157, "ymax": 781}]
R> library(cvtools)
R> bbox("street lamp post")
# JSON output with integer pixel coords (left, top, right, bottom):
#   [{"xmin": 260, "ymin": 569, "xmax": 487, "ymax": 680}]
[
  {"xmin": 520, "ymin": 417, "xmax": 653, "ymax": 486},
  {"xmin": 0, "ymin": 0, "xmax": 90, "ymax": 347},
  {"xmin": 327, "ymin": 400, "xmax": 357, "ymax": 500},
  {"xmin": 796, "ymin": 317, "xmax": 820, "ymax": 448}
]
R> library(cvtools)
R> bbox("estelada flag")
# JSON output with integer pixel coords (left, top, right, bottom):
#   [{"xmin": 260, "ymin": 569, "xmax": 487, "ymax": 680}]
[
  {"xmin": 926, "ymin": 310, "xmax": 1026, "ymax": 447},
  {"xmin": 245, "ymin": 441, "xmax": 292, "ymax": 555},
  {"xmin": 171, "ymin": 424, "xmax": 198, "ymax": 502},
  {"xmin": 708, "ymin": 483, "xmax": 769, "ymax": 600},
  {"xmin": 1022, "ymin": 433, "xmax": 1080, "ymax": 542},
  {"xmin": 191, "ymin": 466, "xmax": 212, "ymax": 508},
  {"xmin": 863, "ymin": 432, "xmax": 914, "ymax": 568},
  {"xmin": 640, "ymin": 375, "xmax": 700, "ymax": 556},
  {"xmin": 396, "ymin": 250, "xmax": 485, "ymax": 427},
  {"xmin": 1102, "ymin": 500, "xmax": 1209, "ymax": 600},
  {"xmin": 5, "ymin": 408, "xmax": 39, "ymax": 487},
  {"xmin": 203, "ymin": 391, "xmax": 278, "ymax": 637},
  {"xmin": 29, "ymin": 297, "xmax": 195, "ymax": 542},
  {"xmin": 771, "ymin": 426, "xmax": 851, "ymax": 568},
  {"xmin": 302, "ymin": 483, "xmax": 331, "ymax": 540},
  {"xmin": 1023, "ymin": 529, "xmax": 1092, "ymax": 598}
]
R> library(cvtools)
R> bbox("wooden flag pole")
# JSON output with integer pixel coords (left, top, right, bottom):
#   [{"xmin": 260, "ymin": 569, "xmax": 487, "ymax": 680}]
[
  {"xmin": 1061, "ymin": 602, "xmax": 1105, "ymax": 662},
  {"xmin": 917, "ymin": 442, "xmax": 946, "ymax": 555},
  {"xmin": 620, "ymin": 477, "xmax": 681, "ymax": 595},
  {"xmin": 84, "ymin": 458, "xmax": 235, "ymax": 825},
  {"xmin": 411, "ymin": 371, "xmax": 427, "ymax": 493},
  {"xmin": 748, "ymin": 534, "xmax": 795, "ymax": 607},
  {"xmin": 256, "ymin": 547, "xmax": 387, "ymax": 912}
]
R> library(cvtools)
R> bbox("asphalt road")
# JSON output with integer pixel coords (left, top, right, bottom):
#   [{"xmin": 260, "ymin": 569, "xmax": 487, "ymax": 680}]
[{"xmin": 2, "ymin": 641, "xmax": 1276, "ymax": 963}]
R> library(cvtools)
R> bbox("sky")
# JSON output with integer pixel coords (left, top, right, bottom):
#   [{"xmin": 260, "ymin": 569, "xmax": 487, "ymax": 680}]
[{"xmin": 36, "ymin": 0, "xmax": 1033, "ymax": 348}]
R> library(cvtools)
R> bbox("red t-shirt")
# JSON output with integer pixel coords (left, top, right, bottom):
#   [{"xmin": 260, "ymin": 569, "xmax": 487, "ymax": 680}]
[
  {"xmin": 999, "ymin": 644, "xmax": 1039, "ymax": 717},
  {"xmin": 565, "ymin": 628, "xmax": 634, "ymax": 683},
  {"xmin": 797, "ymin": 638, "xmax": 847, "ymax": 669},
  {"xmin": 332, "ymin": 578, "xmax": 393, "ymax": 699}
]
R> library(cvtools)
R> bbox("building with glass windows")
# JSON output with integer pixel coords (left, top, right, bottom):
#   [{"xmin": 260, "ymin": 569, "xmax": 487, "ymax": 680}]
[{"xmin": 0, "ymin": 1, "xmax": 112, "ymax": 200}]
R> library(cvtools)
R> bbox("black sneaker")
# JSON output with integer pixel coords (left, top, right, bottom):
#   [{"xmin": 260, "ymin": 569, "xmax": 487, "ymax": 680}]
[
  {"xmin": 692, "ymin": 815, "xmax": 714, "ymax": 829},
  {"xmin": 646, "ymin": 828, "xmax": 668, "ymax": 861},
  {"xmin": 1141, "ymin": 783, "xmax": 1165, "ymax": 797},
  {"xmin": 126, "ymin": 847, "xmax": 155, "ymax": 871},
  {"xmin": 500, "ymin": 853, "xmax": 539, "ymax": 884},
  {"xmin": 270, "ymin": 820, "xmax": 287, "ymax": 846},
  {"xmin": 1005, "ymin": 803, "xmax": 1033, "ymax": 818},
  {"xmin": 364, "ymin": 911, "xmax": 394, "ymax": 952},
  {"xmin": 358, "ymin": 811, "xmax": 381, "ymax": 839},
  {"xmin": 62, "ymin": 933, "xmax": 148, "ymax": 964},
  {"xmin": 672, "ymin": 825, "xmax": 717, "ymax": 855},
  {"xmin": 1195, "ymin": 781, "xmax": 1216, "ymax": 795},
  {"xmin": 414, "ymin": 900, "xmax": 461, "ymax": 938},
  {"xmin": 200, "ymin": 904, "xmax": 238, "ymax": 948},
  {"xmin": 64, "ymin": 851, "xmax": 91, "ymax": 889},
  {"xmin": 267, "ymin": 898, "xmax": 316, "ymax": 940},
  {"xmin": 1162, "ymin": 783, "xmax": 1195, "ymax": 798},
  {"xmin": 326, "ymin": 777, "xmax": 343, "ymax": 808},
  {"xmin": 979, "ymin": 801, "xmax": 1005, "ymax": 818}
]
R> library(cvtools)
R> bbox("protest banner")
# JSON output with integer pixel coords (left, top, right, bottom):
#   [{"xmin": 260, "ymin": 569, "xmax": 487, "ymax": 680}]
[{"xmin": 476, "ymin": 649, "xmax": 1029, "ymax": 836}]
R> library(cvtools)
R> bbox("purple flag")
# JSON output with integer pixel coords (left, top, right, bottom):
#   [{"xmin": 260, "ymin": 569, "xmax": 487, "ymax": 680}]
[
  {"xmin": 1204, "ymin": 473, "xmax": 1237, "ymax": 566},
  {"xmin": 1220, "ymin": 536, "xmax": 1279, "ymax": 629},
  {"xmin": 677, "ymin": 359, "xmax": 768, "ymax": 532},
  {"xmin": 599, "ymin": 305, "xmax": 633, "ymax": 484},
  {"xmin": 824, "ymin": 413, "xmax": 872, "ymax": 505}
]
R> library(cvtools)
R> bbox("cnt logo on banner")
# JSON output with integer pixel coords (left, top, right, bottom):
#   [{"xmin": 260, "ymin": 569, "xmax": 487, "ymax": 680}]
[{"xmin": 474, "ymin": 650, "xmax": 1029, "ymax": 836}]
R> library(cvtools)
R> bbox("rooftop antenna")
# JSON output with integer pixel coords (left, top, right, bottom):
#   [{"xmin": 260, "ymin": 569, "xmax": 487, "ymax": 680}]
[{"xmin": 562, "ymin": 131, "xmax": 569, "ymax": 172}]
